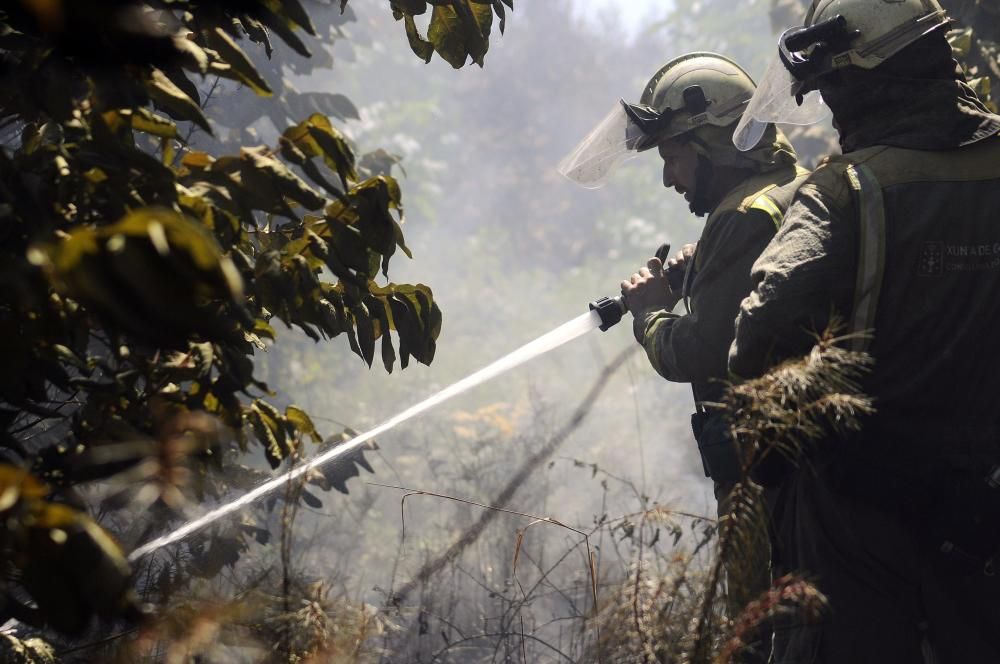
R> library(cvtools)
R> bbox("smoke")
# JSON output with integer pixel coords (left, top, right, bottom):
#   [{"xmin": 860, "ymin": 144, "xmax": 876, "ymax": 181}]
[{"xmin": 155, "ymin": 0, "xmax": 780, "ymax": 658}]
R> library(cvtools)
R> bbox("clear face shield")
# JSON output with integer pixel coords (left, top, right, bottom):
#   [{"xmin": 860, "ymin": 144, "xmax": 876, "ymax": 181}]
[
  {"xmin": 732, "ymin": 16, "xmax": 862, "ymax": 151},
  {"xmin": 559, "ymin": 85, "xmax": 737, "ymax": 188},
  {"xmin": 731, "ymin": 54, "xmax": 830, "ymax": 151},
  {"xmin": 557, "ymin": 100, "xmax": 664, "ymax": 189}
]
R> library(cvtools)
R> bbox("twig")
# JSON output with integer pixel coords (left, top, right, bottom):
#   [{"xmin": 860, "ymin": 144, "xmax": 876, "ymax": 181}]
[
  {"xmin": 384, "ymin": 346, "xmax": 636, "ymax": 605},
  {"xmin": 56, "ymin": 628, "xmax": 139, "ymax": 656},
  {"xmin": 633, "ymin": 517, "xmax": 650, "ymax": 662},
  {"xmin": 624, "ymin": 353, "xmax": 648, "ymax": 499},
  {"xmin": 430, "ymin": 631, "xmax": 575, "ymax": 664},
  {"xmin": 279, "ymin": 449, "xmax": 307, "ymax": 659}
]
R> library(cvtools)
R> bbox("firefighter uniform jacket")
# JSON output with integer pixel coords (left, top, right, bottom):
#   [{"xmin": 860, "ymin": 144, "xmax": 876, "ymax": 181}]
[{"xmin": 728, "ymin": 41, "xmax": 1000, "ymax": 664}]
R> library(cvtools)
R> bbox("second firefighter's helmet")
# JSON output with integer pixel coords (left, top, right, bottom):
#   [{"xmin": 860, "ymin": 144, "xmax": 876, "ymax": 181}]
[
  {"xmin": 559, "ymin": 52, "xmax": 757, "ymax": 188},
  {"xmin": 734, "ymin": 0, "xmax": 951, "ymax": 150}
]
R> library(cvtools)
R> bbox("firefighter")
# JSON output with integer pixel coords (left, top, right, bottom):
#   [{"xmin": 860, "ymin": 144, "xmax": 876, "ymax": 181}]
[
  {"xmin": 561, "ymin": 52, "xmax": 809, "ymax": 662},
  {"xmin": 730, "ymin": 0, "xmax": 1000, "ymax": 661}
]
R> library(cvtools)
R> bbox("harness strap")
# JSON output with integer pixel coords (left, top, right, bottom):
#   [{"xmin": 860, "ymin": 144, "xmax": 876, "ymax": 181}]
[{"xmin": 846, "ymin": 163, "xmax": 887, "ymax": 352}]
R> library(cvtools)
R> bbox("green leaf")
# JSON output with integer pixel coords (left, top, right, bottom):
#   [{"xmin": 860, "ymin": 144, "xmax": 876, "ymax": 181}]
[
  {"xmin": 148, "ymin": 68, "xmax": 212, "ymax": 134},
  {"xmin": 100, "ymin": 108, "xmax": 178, "ymax": 139},
  {"xmin": 239, "ymin": 17, "xmax": 272, "ymax": 56},
  {"xmin": 386, "ymin": 295, "xmax": 414, "ymax": 369},
  {"xmin": 21, "ymin": 502, "xmax": 133, "ymax": 634},
  {"xmin": 970, "ymin": 76, "xmax": 992, "ymax": 104},
  {"xmin": 257, "ymin": 5, "xmax": 312, "ymax": 57},
  {"xmin": 364, "ymin": 294, "xmax": 396, "ymax": 373},
  {"xmin": 282, "ymin": 114, "xmax": 357, "ymax": 189},
  {"xmin": 404, "ymin": 14, "xmax": 434, "ymax": 63},
  {"xmin": 172, "ymin": 34, "xmax": 209, "ymax": 74},
  {"xmin": 204, "ymin": 28, "xmax": 274, "ymax": 97},
  {"xmin": 380, "ymin": 327, "xmax": 397, "ymax": 373},
  {"xmin": 131, "ymin": 108, "xmax": 179, "ymax": 139},
  {"xmin": 427, "ymin": 5, "xmax": 467, "ymax": 68},
  {"xmin": 180, "ymin": 151, "xmax": 215, "ymax": 170},
  {"xmin": 279, "ymin": 0, "xmax": 317, "ymax": 36},
  {"xmin": 0, "ymin": 465, "xmax": 49, "ymax": 512},
  {"xmin": 162, "ymin": 65, "xmax": 202, "ymax": 106},
  {"xmin": 353, "ymin": 303, "xmax": 375, "ymax": 367},
  {"xmin": 948, "ymin": 27, "xmax": 973, "ymax": 59},
  {"xmin": 30, "ymin": 208, "xmax": 245, "ymax": 346},
  {"xmin": 391, "ymin": 0, "xmax": 428, "ymax": 15},
  {"xmin": 249, "ymin": 402, "xmax": 288, "ymax": 469},
  {"xmin": 492, "ymin": 0, "xmax": 506, "ymax": 34},
  {"xmin": 367, "ymin": 283, "xmax": 441, "ymax": 367},
  {"xmin": 308, "ymin": 125, "xmax": 357, "ymax": 186},
  {"xmin": 240, "ymin": 146, "xmax": 326, "ymax": 214},
  {"xmin": 427, "ymin": 1, "xmax": 493, "ymax": 68},
  {"xmin": 285, "ymin": 405, "xmax": 321, "ymax": 443},
  {"xmin": 464, "ymin": 1, "xmax": 493, "ymax": 66},
  {"xmin": 254, "ymin": 319, "xmax": 277, "ymax": 340}
]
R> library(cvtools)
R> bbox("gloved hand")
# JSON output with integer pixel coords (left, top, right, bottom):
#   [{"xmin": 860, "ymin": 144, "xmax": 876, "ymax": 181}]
[
  {"xmin": 666, "ymin": 242, "xmax": 697, "ymax": 274},
  {"xmin": 621, "ymin": 256, "xmax": 679, "ymax": 317}
]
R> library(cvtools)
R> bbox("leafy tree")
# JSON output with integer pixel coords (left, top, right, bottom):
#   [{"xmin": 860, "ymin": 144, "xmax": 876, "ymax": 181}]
[
  {"xmin": 0, "ymin": 0, "xmax": 511, "ymax": 640},
  {"xmin": 944, "ymin": 0, "xmax": 999, "ymax": 112}
]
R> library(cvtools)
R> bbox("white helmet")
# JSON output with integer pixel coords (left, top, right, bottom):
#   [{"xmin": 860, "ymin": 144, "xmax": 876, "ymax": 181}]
[
  {"xmin": 733, "ymin": 0, "xmax": 951, "ymax": 151},
  {"xmin": 559, "ymin": 53, "xmax": 757, "ymax": 188}
]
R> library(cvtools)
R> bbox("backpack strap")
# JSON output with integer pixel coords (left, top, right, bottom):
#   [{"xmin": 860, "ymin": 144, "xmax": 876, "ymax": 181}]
[{"xmin": 845, "ymin": 163, "xmax": 887, "ymax": 352}]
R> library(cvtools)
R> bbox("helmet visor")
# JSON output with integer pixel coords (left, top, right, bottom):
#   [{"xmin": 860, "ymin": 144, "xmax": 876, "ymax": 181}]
[
  {"xmin": 732, "ymin": 53, "xmax": 830, "ymax": 151},
  {"xmin": 558, "ymin": 101, "xmax": 649, "ymax": 189}
]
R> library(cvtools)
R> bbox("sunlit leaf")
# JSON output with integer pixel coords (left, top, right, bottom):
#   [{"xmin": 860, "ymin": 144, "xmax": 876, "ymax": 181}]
[
  {"xmin": 286, "ymin": 405, "xmax": 321, "ymax": 443},
  {"xmin": 0, "ymin": 465, "xmax": 49, "ymax": 512},
  {"xmin": 282, "ymin": 113, "xmax": 357, "ymax": 189},
  {"xmin": 404, "ymin": 14, "xmax": 434, "ymax": 63},
  {"xmin": 240, "ymin": 146, "xmax": 326, "ymax": 214},
  {"xmin": 248, "ymin": 401, "xmax": 288, "ymax": 469},
  {"xmin": 131, "ymin": 108, "xmax": 179, "ymax": 139},
  {"xmin": 148, "ymin": 68, "xmax": 212, "ymax": 134},
  {"xmin": 172, "ymin": 34, "xmax": 209, "ymax": 74},
  {"xmin": 30, "ymin": 208, "xmax": 244, "ymax": 346},
  {"xmin": 427, "ymin": 0, "xmax": 493, "ymax": 68},
  {"xmin": 257, "ymin": 5, "xmax": 311, "ymax": 57},
  {"xmin": 204, "ymin": 27, "xmax": 273, "ymax": 97}
]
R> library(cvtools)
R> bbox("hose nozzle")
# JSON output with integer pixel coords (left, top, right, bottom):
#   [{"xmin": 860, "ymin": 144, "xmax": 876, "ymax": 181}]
[
  {"xmin": 590, "ymin": 242, "xmax": 682, "ymax": 332},
  {"xmin": 589, "ymin": 295, "xmax": 627, "ymax": 331}
]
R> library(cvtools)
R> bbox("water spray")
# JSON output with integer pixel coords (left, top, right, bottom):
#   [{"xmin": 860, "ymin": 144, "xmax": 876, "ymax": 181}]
[
  {"xmin": 129, "ymin": 243, "xmax": 685, "ymax": 561},
  {"xmin": 129, "ymin": 310, "xmax": 605, "ymax": 561}
]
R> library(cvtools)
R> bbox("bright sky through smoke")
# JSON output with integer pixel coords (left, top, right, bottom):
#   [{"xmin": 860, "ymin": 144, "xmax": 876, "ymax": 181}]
[{"xmin": 571, "ymin": 0, "xmax": 670, "ymax": 39}]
